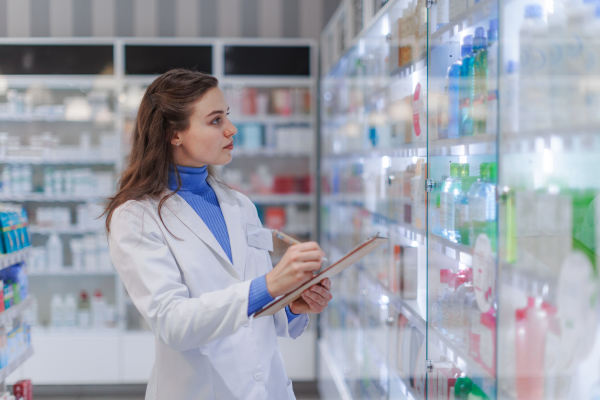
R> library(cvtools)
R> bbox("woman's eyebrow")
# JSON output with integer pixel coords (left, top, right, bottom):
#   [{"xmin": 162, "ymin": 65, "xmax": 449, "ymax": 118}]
[{"xmin": 206, "ymin": 107, "xmax": 230, "ymax": 118}]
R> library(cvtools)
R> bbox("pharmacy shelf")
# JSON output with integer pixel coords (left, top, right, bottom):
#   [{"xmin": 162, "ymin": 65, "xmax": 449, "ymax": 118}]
[
  {"xmin": 0, "ymin": 248, "xmax": 29, "ymax": 271},
  {"xmin": 0, "ymin": 346, "xmax": 34, "ymax": 382},
  {"xmin": 323, "ymin": 199, "xmax": 427, "ymax": 246},
  {"xmin": 29, "ymin": 226, "xmax": 104, "ymax": 235},
  {"xmin": 324, "ymin": 143, "xmax": 427, "ymax": 159},
  {"xmin": 323, "ymin": 133, "xmax": 497, "ymax": 159},
  {"xmin": 0, "ymin": 156, "xmax": 116, "ymax": 165},
  {"xmin": 28, "ymin": 269, "xmax": 115, "ymax": 276},
  {"xmin": 247, "ymin": 194, "xmax": 313, "ymax": 205},
  {"xmin": 431, "ymin": 134, "xmax": 497, "ymax": 157},
  {"xmin": 360, "ymin": 269, "xmax": 427, "ymax": 335},
  {"xmin": 430, "ymin": 234, "xmax": 474, "ymax": 267},
  {"xmin": 501, "ymin": 129, "xmax": 600, "ymax": 154},
  {"xmin": 0, "ymin": 194, "xmax": 101, "ymax": 202},
  {"xmin": 318, "ymin": 340, "xmax": 353, "ymax": 400},
  {"xmin": 429, "ymin": 0, "xmax": 497, "ymax": 49},
  {"xmin": 428, "ymin": 327, "xmax": 497, "ymax": 400},
  {"xmin": 0, "ymin": 297, "xmax": 35, "ymax": 326},
  {"xmin": 229, "ymin": 115, "xmax": 313, "ymax": 125},
  {"xmin": 232, "ymin": 149, "xmax": 311, "ymax": 158},
  {"xmin": 0, "ymin": 115, "xmax": 113, "ymax": 123},
  {"xmin": 390, "ymin": 56, "xmax": 427, "ymax": 80}
]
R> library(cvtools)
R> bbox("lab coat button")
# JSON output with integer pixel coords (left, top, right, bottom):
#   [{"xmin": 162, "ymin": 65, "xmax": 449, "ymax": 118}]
[
  {"xmin": 254, "ymin": 373, "xmax": 261, "ymax": 381},
  {"xmin": 244, "ymin": 323, "xmax": 249, "ymax": 328}
]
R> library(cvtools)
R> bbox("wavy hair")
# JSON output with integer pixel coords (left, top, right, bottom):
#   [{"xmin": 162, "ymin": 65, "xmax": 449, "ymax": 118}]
[{"xmin": 104, "ymin": 68, "xmax": 220, "ymax": 233}]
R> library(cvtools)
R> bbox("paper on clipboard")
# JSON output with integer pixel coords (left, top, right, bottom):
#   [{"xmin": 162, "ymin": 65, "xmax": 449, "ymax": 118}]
[{"xmin": 255, "ymin": 233, "xmax": 388, "ymax": 318}]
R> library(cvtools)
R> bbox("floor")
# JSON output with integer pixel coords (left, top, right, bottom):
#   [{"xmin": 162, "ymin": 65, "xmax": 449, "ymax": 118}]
[
  {"xmin": 35, "ymin": 396, "xmax": 320, "ymax": 400},
  {"xmin": 29, "ymin": 383, "xmax": 321, "ymax": 400}
]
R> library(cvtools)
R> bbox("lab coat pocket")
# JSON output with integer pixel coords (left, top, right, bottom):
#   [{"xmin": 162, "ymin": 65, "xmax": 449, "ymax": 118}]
[
  {"xmin": 286, "ymin": 379, "xmax": 296, "ymax": 400},
  {"xmin": 250, "ymin": 247, "xmax": 272, "ymax": 277}
]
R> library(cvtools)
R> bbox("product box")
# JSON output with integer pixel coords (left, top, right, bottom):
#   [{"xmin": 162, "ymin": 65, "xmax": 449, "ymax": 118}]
[
  {"xmin": 0, "ymin": 210, "xmax": 14, "ymax": 253},
  {"xmin": 13, "ymin": 379, "xmax": 32, "ymax": 400}
]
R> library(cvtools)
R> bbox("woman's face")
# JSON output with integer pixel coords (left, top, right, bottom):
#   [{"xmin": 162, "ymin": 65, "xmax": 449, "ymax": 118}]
[{"xmin": 171, "ymin": 87, "xmax": 237, "ymax": 168}]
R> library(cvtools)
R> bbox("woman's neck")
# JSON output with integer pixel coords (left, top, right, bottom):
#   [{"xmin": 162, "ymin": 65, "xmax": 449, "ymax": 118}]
[{"xmin": 168, "ymin": 165, "xmax": 211, "ymax": 194}]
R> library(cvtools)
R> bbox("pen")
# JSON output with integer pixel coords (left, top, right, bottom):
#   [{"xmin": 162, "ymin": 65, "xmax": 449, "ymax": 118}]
[{"xmin": 271, "ymin": 229, "xmax": 329, "ymax": 262}]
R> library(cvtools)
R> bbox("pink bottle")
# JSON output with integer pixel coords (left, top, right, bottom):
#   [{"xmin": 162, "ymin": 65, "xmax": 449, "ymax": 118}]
[{"xmin": 515, "ymin": 297, "xmax": 547, "ymax": 400}]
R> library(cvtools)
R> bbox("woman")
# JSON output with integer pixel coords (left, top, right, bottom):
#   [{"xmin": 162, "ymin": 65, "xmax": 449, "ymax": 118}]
[{"xmin": 105, "ymin": 69, "xmax": 332, "ymax": 400}]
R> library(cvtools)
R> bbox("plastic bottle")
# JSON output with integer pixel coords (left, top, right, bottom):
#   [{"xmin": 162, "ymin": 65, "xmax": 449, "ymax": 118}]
[
  {"xmin": 452, "ymin": 269, "xmax": 474, "ymax": 348},
  {"xmin": 448, "ymin": 35, "xmax": 471, "ymax": 138},
  {"xmin": 515, "ymin": 298, "xmax": 547, "ymax": 400},
  {"xmin": 486, "ymin": 19, "xmax": 499, "ymax": 135},
  {"xmin": 440, "ymin": 163, "xmax": 463, "ymax": 239},
  {"xmin": 77, "ymin": 290, "xmax": 91, "ymax": 329},
  {"xmin": 450, "ymin": 164, "xmax": 470, "ymax": 243},
  {"xmin": 50, "ymin": 294, "xmax": 63, "ymax": 328},
  {"xmin": 448, "ymin": 274, "xmax": 468, "ymax": 342},
  {"xmin": 468, "ymin": 163, "xmax": 497, "ymax": 249},
  {"xmin": 440, "ymin": 273, "xmax": 457, "ymax": 336},
  {"xmin": 502, "ymin": 61, "xmax": 520, "ymax": 134},
  {"xmin": 46, "ymin": 233, "xmax": 63, "ymax": 271},
  {"xmin": 431, "ymin": 269, "xmax": 453, "ymax": 329},
  {"xmin": 584, "ymin": 5, "xmax": 600, "ymax": 126},
  {"xmin": 519, "ymin": 4, "xmax": 549, "ymax": 132},
  {"xmin": 459, "ymin": 32, "xmax": 477, "ymax": 137},
  {"xmin": 473, "ymin": 27, "xmax": 489, "ymax": 135},
  {"xmin": 92, "ymin": 289, "xmax": 106, "ymax": 329},
  {"xmin": 458, "ymin": 176, "xmax": 477, "ymax": 246},
  {"xmin": 63, "ymin": 293, "xmax": 77, "ymax": 329}
]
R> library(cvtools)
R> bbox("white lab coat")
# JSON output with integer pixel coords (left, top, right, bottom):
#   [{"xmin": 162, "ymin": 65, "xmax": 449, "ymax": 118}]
[{"xmin": 108, "ymin": 177, "xmax": 309, "ymax": 400}]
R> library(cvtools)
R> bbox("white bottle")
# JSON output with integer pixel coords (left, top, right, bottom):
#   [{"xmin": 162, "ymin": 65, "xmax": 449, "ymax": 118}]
[
  {"xmin": 50, "ymin": 294, "xmax": 64, "ymax": 328},
  {"xmin": 46, "ymin": 233, "xmax": 63, "ymax": 271},
  {"xmin": 92, "ymin": 290, "xmax": 106, "ymax": 329},
  {"xmin": 1, "ymin": 167, "xmax": 9, "ymax": 196},
  {"xmin": 84, "ymin": 234, "xmax": 97, "ymax": 271},
  {"xmin": 63, "ymin": 294, "xmax": 77, "ymax": 329},
  {"xmin": 519, "ymin": 4, "xmax": 549, "ymax": 132}
]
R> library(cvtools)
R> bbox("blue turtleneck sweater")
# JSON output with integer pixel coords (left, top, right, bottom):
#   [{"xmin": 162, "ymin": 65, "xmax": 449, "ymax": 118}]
[{"xmin": 168, "ymin": 165, "xmax": 299, "ymax": 321}]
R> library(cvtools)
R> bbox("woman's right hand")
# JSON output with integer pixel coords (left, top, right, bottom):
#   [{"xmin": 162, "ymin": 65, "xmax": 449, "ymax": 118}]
[{"xmin": 265, "ymin": 242, "xmax": 324, "ymax": 298}]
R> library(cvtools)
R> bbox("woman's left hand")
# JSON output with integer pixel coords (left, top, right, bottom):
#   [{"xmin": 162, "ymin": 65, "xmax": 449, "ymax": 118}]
[{"xmin": 289, "ymin": 278, "xmax": 332, "ymax": 314}]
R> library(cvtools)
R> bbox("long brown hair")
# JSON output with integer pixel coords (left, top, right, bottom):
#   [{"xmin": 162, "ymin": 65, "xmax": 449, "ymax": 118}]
[{"xmin": 104, "ymin": 68, "xmax": 219, "ymax": 233}]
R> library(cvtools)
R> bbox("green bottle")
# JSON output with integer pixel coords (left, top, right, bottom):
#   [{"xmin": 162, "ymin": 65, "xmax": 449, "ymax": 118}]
[{"xmin": 473, "ymin": 26, "xmax": 489, "ymax": 135}]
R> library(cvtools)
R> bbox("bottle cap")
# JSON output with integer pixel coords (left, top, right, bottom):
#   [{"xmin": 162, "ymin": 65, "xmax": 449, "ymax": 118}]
[
  {"xmin": 525, "ymin": 4, "xmax": 543, "ymax": 18},
  {"xmin": 94, "ymin": 289, "xmax": 103, "ymax": 298},
  {"xmin": 473, "ymin": 27, "xmax": 487, "ymax": 50},
  {"xmin": 454, "ymin": 274, "xmax": 468, "ymax": 288},
  {"xmin": 460, "ymin": 163, "xmax": 470, "ymax": 178},
  {"xmin": 450, "ymin": 162, "xmax": 460, "ymax": 178},
  {"xmin": 461, "ymin": 35, "xmax": 473, "ymax": 58},
  {"xmin": 488, "ymin": 162, "xmax": 498, "ymax": 182},
  {"xmin": 80, "ymin": 290, "xmax": 88, "ymax": 300},
  {"xmin": 440, "ymin": 269, "xmax": 453, "ymax": 283},
  {"xmin": 479, "ymin": 162, "xmax": 489, "ymax": 179}
]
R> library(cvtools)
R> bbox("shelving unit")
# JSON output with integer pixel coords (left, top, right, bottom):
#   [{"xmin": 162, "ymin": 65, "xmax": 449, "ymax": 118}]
[
  {"xmin": 0, "ymin": 36, "xmax": 319, "ymax": 385},
  {"xmin": 319, "ymin": 0, "xmax": 600, "ymax": 398}
]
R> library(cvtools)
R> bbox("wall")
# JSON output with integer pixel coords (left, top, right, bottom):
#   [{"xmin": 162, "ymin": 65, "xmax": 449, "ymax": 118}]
[{"xmin": 0, "ymin": 0, "xmax": 342, "ymax": 39}]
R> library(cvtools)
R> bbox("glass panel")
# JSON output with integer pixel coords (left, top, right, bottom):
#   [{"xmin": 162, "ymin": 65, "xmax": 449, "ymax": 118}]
[
  {"xmin": 223, "ymin": 46, "xmax": 310, "ymax": 76},
  {"xmin": 124, "ymin": 45, "xmax": 212, "ymax": 75},
  {"xmin": 498, "ymin": 0, "xmax": 600, "ymax": 397},
  {"xmin": 319, "ymin": 1, "xmax": 428, "ymax": 399},
  {"xmin": 426, "ymin": 0, "xmax": 500, "ymax": 395},
  {"xmin": 0, "ymin": 45, "xmax": 114, "ymax": 75}
]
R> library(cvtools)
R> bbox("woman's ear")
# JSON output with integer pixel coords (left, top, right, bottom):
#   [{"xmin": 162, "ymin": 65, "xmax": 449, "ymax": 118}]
[{"xmin": 170, "ymin": 131, "xmax": 182, "ymax": 146}]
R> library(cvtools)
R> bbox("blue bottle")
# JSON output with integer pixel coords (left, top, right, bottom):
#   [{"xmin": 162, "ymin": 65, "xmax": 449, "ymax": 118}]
[
  {"xmin": 448, "ymin": 35, "xmax": 472, "ymax": 139},
  {"xmin": 458, "ymin": 29, "xmax": 483, "ymax": 137}
]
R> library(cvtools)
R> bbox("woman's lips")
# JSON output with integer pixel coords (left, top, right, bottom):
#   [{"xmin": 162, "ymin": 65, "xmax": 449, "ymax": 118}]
[{"xmin": 224, "ymin": 143, "xmax": 234, "ymax": 150}]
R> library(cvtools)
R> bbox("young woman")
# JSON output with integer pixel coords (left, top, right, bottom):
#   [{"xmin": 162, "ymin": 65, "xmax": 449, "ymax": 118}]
[{"xmin": 104, "ymin": 69, "xmax": 332, "ymax": 400}]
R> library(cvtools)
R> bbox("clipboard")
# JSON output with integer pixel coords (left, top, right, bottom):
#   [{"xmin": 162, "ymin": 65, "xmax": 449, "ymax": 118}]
[{"xmin": 255, "ymin": 233, "xmax": 388, "ymax": 318}]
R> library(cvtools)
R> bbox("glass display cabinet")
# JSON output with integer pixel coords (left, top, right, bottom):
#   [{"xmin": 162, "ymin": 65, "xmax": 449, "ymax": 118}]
[{"xmin": 318, "ymin": 0, "xmax": 600, "ymax": 399}]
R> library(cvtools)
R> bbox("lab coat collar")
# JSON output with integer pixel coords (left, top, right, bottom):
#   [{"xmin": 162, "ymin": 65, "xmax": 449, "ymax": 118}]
[
  {"xmin": 162, "ymin": 179, "xmax": 248, "ymax": 281},
  {"xmin": 209, "ymin": 177, "xmax": 248, "ymax": 281}
]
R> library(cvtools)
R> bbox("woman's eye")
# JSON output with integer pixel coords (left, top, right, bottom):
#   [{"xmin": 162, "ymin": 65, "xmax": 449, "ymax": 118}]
[{"xmin": 212, "ymin": 118, "xmax": 220, "ymax": 125}]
